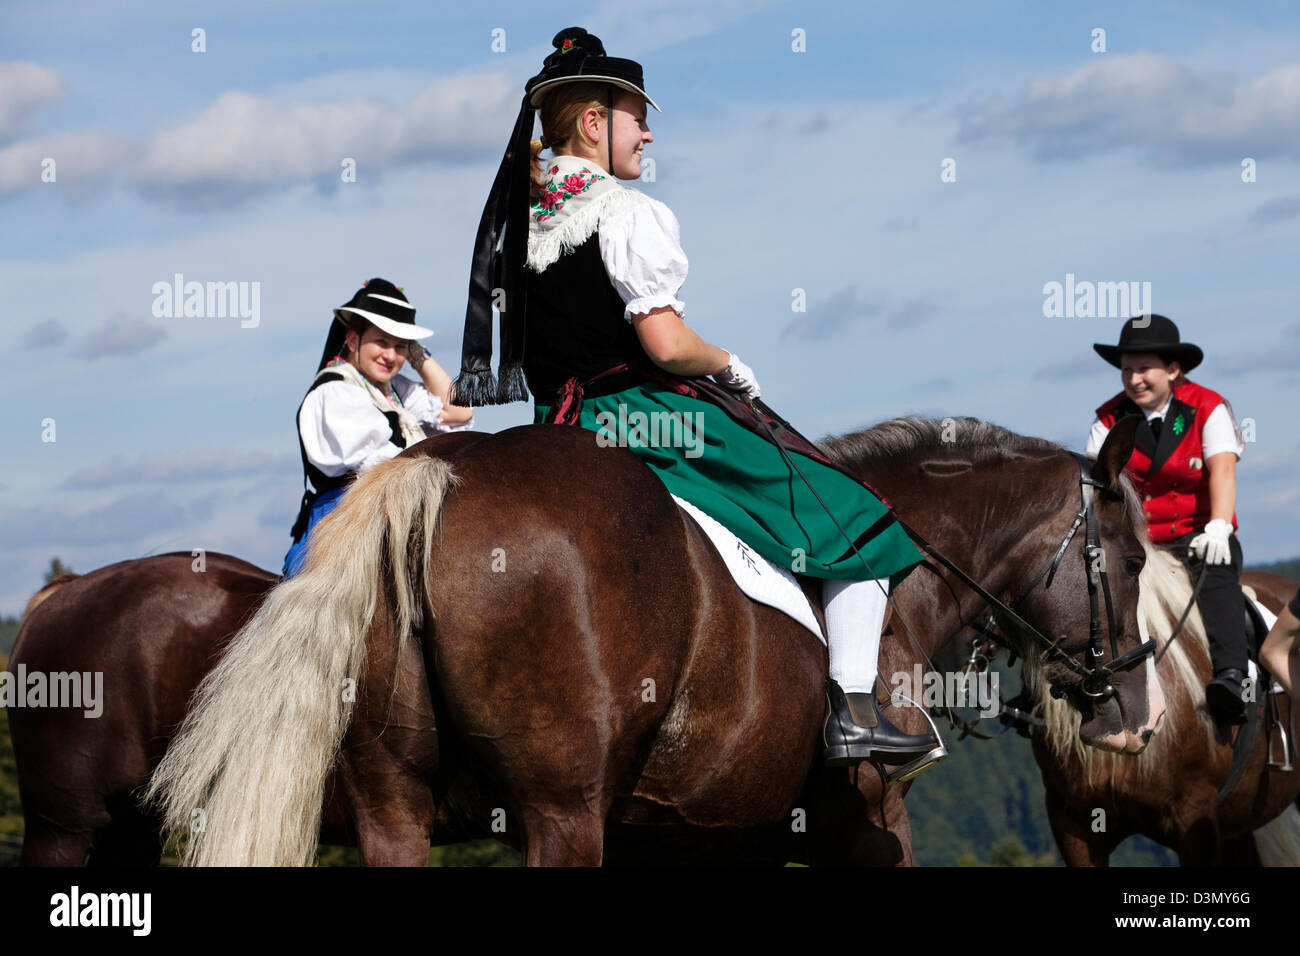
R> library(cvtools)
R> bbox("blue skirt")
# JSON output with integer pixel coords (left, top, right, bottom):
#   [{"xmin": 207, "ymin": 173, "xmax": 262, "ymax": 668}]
[{"xmin": 282, "ymin": 486, "xmax": 348, "ymax": 578}]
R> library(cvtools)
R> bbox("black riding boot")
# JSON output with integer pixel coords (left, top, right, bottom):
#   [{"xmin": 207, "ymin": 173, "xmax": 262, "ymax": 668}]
[
  {"xmin": 823, "ymin": 678, "xmax": 944, "ymax": 771},
  {"xmin": 1206, "ymin": 668, "xmax": 1248, "ymax": 725}
]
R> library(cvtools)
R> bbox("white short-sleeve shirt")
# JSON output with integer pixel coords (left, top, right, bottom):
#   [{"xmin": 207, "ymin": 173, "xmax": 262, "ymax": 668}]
[
  {"xmin": 299, "ymin": 374, "xmax": 471, "ymax": 478},
  {"xmin": 598, "ymin": 193, "xmax": 689, "ymax": 322}
]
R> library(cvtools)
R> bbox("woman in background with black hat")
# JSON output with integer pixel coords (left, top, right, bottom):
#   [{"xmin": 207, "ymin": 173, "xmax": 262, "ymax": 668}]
[
  {"xmin": 1085, "ymin": 314, "xmax": 1249, "ymax": 723},
  {"xmin": 452, "ymin": 28, "xmax": 942, "ymax": 774},
  {"xmin": 283, "ymin": 278, "xmax": 473, "ymax": 578}
]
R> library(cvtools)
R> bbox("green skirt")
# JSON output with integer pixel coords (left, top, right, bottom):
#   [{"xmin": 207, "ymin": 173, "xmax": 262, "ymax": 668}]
[{"xmin": 535, "ymin": 382, "xmax": 921, "ymax": 586}]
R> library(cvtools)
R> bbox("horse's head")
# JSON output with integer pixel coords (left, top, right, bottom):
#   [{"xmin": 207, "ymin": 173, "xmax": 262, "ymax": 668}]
[
  {"xmin": 1018, "ymin": 415, "xmax": 1163, "ymax": 754},
  {"xmin": 820, "ymin": 415, "xmax": 1164, "ymax": 753}
]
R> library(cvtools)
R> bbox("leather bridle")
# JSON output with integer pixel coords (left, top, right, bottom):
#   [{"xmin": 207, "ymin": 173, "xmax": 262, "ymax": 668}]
[
  {"xmin": 897, "ymin": 453, "xmax": 1156, "ymax": 706},
  {"xmin": 746, "ymin": 398, "xmax": 1155, "ymax": 708}
]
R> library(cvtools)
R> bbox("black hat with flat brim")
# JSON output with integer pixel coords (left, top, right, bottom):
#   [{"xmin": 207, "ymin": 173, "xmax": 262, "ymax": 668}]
[
  {"xmin": 526, "ymin": 34, "xmax": 660, "ymax": 111},
  {"xmin": 1093, "ymin": 314, "xmax": 1203, "ymax": 372}
]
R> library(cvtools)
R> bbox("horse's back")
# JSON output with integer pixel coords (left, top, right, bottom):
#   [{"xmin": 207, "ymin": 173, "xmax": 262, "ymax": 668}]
[
  {"xmin": 420, "ymin": 424, "xmax": 827, "ymax": 833},
  {"xmin": 1242, "ymin": 570, "xmax": 1297, "ymax": 614},
  {"xmin": 9, "ymin": 552, "xmax": 276, "ymax": 827},
  {"xmin": 422, "ymin": 424, "xmax": 698, "ymax": 735},
  {"xmin": 13, "ymin": 551, "xmax": 274, "ymax": 681}
]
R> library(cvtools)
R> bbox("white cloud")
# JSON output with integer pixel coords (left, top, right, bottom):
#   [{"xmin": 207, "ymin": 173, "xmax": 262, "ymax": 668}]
[
  {"xmin": 583, "ymin": 0, "xmax": 779, "ymax": 57},
  {"xmin": 0, "ymin": 129, "xmax": 132, "ymax": 196},
  {"xmin": 130, "ymin": 71, "xmax": 517, "ymax": 200},
  {"xmin": 0, "ymin": 490, "xmax": 203, "ymax": 547},
  {"xmin": 21, "ymin": 317, "xmax": 68, "ymax": 348},
  {"xmin": 0, "ymin": 61, "xmax": 62, "ymax": 142},
  {"xmin": 75, "ymin": 315, "xmax": 168, "ymax": 358},
  {"xmin": 0, "ymin": 67, "xmax": 520, "ymax": 203},
  {"xmin": 61, "ymin": 448, "xmax": 292, "ymax": 489},
  {"xmin": 958, "ymin": 53, "xmax": 1300, "ymax": 164},
  {"xmin": 1250, "ymin": 195, "xmax": 1300, "ymax": 223}
]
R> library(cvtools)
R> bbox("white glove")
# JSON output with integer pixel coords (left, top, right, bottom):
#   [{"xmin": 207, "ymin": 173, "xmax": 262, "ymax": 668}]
[
  {"xmin": 1189, "ymin": 518, "xmax": 1232, "ymax": 566},
  {"xmin": 434, "ymin": 414, "xmax": 474, "ymax": 434},
  {"xmin": 713, "ymin": 352, "xmax": 761, "ymax": 400}
]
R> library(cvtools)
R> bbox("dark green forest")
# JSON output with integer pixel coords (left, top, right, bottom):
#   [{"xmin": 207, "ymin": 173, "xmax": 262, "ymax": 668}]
[
  {"xmin": 1254, "ymin": 557, "xmax": 1300, "ymax": 581},
  {"xmin": 0, "ymin": 671, "xmax": 22, "ymax": 864},
  {"xmin": 0, "ymin": 619, "xmax": 19, "ymax": 659}
]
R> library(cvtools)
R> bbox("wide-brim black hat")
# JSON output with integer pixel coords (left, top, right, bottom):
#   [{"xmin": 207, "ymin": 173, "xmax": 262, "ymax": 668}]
[
  {"xmin": 317, "ymin": 278, "xmax": 431, "ymax": 372},
  {"xmin": 1093, "ymin": 314, "xmax": 1203, "ymax": 372}
]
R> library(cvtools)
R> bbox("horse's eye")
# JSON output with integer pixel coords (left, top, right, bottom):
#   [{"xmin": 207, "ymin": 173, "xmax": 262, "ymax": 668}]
[{"xmin": 1124, "ymin": 556, "xmax": 1145, "ymax": 578}]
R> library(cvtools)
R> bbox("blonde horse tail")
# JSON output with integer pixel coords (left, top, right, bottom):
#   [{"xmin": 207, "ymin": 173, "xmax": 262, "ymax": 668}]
[
  {"xmin": 1251, "ymin": 801, "xmax": 1300, "ymax": 866},
  {"xmin": 144, "ymin": 455, "xmax": 457, "ymax": 865}
]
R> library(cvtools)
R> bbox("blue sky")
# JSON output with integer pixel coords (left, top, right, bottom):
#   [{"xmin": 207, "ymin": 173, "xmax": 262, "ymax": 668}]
[{"xmin": 1, "ymin": 1, "xmax": 1298, "ymax": 613}]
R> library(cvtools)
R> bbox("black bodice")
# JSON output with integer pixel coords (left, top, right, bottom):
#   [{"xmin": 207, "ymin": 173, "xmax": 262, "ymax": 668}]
[{"xmin": 523, "ymin": 232, "xmax": 650, "ymax": 403}]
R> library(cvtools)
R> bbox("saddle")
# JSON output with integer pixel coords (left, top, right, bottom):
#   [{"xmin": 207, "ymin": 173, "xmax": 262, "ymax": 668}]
[
  {"xmin": 1243, "ymin": 594, "xmax": 1271, "ymax": 658},
  {"xmin": 670, "ymin": 495, "xmax": 827, "ymax": 643}
]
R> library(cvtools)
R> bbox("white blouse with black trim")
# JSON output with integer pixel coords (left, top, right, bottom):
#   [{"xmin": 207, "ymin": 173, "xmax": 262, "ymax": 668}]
[{"xmin": 299, "ymin": 374, "xmax": 473, "ymax": 479}]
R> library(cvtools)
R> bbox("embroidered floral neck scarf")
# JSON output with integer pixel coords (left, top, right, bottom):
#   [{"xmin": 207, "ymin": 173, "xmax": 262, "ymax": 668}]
[{"xmin": 526, "ymin": 155, "xmax": 638, "ymax": 272}]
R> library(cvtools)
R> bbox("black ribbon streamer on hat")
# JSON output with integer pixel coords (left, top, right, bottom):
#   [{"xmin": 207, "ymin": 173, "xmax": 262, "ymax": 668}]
[
  {"xmin": 452, "ymin": 97, "xmax": 534, "ymax": 407},
  {"xmin": 453, "ymin": 27, "xmax": 609, "ymax": 407}
]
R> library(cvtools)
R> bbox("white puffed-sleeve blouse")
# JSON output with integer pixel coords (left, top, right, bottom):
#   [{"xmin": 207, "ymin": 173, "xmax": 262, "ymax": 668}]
[
  {"xmin": 597, "ymin": 193, "xmax": 689, "ymax": 322},
  {"xmin": 299, "ymin": 375, "xmax": 472, "ymax": 479}
]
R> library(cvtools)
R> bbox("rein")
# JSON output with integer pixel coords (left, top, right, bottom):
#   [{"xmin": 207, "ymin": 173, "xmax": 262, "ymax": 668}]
[
  {"xmin": 954, "ymin": 556, "xmax": 1206, "ymax": 740},
  {"xmin": 929, "ymin": 640, "xmax": 1028, "ymax": 741},
  {"xmin": 895, "ymin": 455, "xmax": 1154, "ymax": 702},
  {"xmin": 750, "ymin": 399, "xmax": 1155, "ymax": 705},
  {"xmin": 1152, "ymin": 561, "xmax": 1209, "ymax": 665}
]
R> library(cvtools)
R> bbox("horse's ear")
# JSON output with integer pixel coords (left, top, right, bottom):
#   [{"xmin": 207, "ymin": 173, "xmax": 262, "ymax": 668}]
[{"xmin": 1092, "ymin": 415, "xmax": 1139, "ymax": 490}]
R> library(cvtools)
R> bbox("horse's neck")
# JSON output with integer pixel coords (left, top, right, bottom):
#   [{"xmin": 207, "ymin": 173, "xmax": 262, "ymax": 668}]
[{"xmin": 882, "ymin": 463, "xmax": 1045, "ymax": 660}]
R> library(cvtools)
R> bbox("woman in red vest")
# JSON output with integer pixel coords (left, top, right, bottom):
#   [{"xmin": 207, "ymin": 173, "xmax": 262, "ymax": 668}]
[{"xmin": 1086, "ymin": 315, "xmax": 1248, "ymax": 723}]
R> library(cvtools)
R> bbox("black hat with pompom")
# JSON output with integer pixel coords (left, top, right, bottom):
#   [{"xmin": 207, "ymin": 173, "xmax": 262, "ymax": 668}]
[{"xmin": 526, "ymin": 28, "xmax": 658, "ymax": 111}]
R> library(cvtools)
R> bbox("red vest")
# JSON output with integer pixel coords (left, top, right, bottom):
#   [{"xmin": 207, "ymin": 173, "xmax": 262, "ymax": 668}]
[{"xmin": 1096, "ymin": 380, "xmax": 1239, "ymax": 544}]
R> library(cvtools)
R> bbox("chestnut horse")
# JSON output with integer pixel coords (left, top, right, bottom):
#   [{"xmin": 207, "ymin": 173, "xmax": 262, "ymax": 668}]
[
  {"xmin": 142, "ymin": 415, "xmax": 1160, "ymax": 866},
  {"xmin": 11, "ymin": 551, "xmax": 520, "ymax": 866},
  {"xmin": 9, "ymin": 431, "xmax": 488, "ymax": 866},
  {"xmin": 1030, "ymin": 554, "xmax": 1300, "ymax": 866},
  {"xmin": 11, "ymin": 554, "xmax": 280, "ymax": 864}
]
